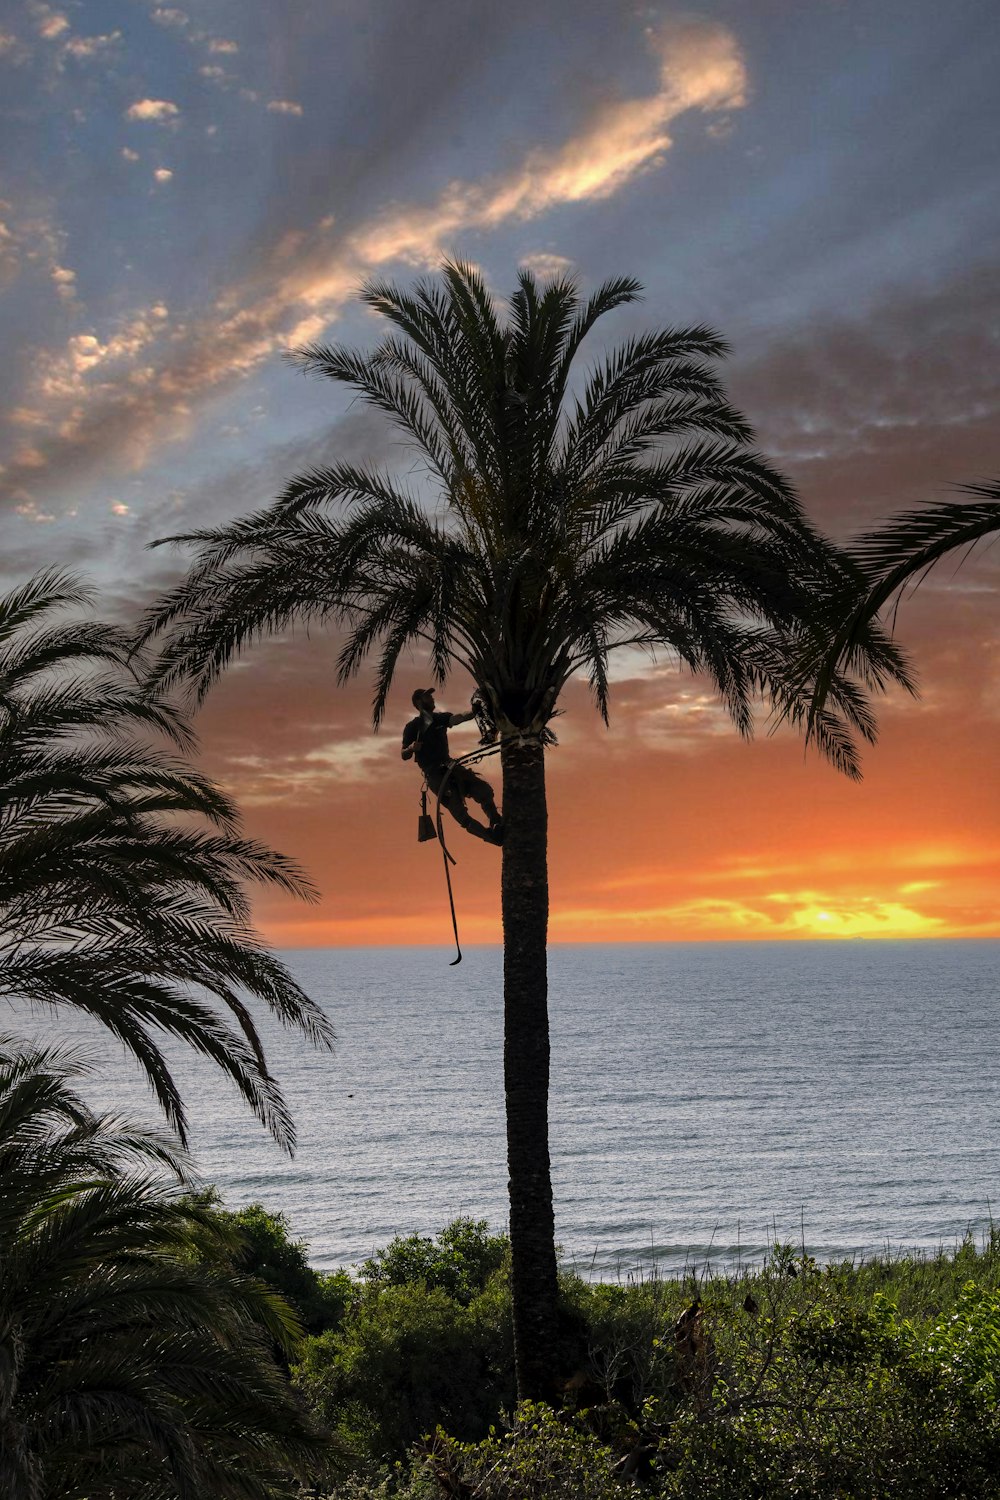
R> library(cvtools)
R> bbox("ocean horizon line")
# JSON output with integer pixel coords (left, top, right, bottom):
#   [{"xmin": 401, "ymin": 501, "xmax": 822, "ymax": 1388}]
[{"xmin": 270, "ymin": 934, "xmax": 1000, "ymax": 952}]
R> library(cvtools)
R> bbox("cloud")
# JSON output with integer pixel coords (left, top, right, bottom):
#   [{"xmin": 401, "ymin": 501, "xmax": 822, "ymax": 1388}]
[
  {"xmin": 0, "ymin": 205, "xmax": 74, "ymax": 299},
  {"xmin": 151, "ymin": 7, "xmax": 188, "ymax": 27},
  {"xmin": 207, "ymin": 38, "xmax": 238, "ymax": 54},
  {"xmin": 546, "ymin": 892, "xmax": 945, "ymax": 940},
  {"xmin": 37, "ymin": 11, "xmax": 70, "ymax": 41},
  {"xmin": 1, "ymin": 17, "xmax": 746, "ymax": 502},
  {"xmin": 267, "ymin": 99, "xmax": 304, "ymax": 116},
  {"xmin": 466, "ymin": 18, "xmax": 744, "ymax": 216},
  {"xmin": 125, "ymin": 98, "xmax": 180, "ymax": 123},
  {"xmin": 153, "ymin": 168, "xmax": 174, "ymax": 183},
  {"xmin": 222, "ymin": 736, "xmax": 397, "ymax": 805},
  {"xmin": 729, "ymin": 262, "xmax": 1000, "ymax": 536},
  {"xmin": 50, "ymin": 263, "xmax": 76, "ymax": 301},
  {"xmin": 518, "ymin": 252, "xmax": 576, "ymax": 280},
  {"xmin": 121, "ymin": 147, "xmax": 140, "ymax": 162},
  {"xmin": 63, "ymin": 31, "xmax": 121, "ymax": 59}
]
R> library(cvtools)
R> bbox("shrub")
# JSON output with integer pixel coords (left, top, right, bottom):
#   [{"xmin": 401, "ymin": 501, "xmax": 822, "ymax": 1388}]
[
  {"xmin": 656, "ymin": 1265, "xmax": 1000, "ymax": 1498},
  {"xmin": 414, "ymin": 1403, "xmax": 635, "ymax": 1500},
  {"xmin": 360, "ymin": 1217, "xmax": 508, "ymax": 1305},
  {"xmin": 227, "ymin": 1201, "xmax": 354, "ymax": 1333},
  {"xmin": 295, "ymin": 1277, "xmax": 515, "ymax": 1461}
]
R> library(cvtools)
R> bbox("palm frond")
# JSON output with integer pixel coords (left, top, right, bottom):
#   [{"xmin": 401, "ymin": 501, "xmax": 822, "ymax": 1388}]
[
  {"xmin": 0, "ymin": 574, "xmax": 331, "ymax": 1152},
  {"xmin": 0, "ymin": 1042, "xmax": 343, "ymax": 1495},
  {"xmin": 805, "ymin": 483, "xmax": 997, "ymax": 738}
]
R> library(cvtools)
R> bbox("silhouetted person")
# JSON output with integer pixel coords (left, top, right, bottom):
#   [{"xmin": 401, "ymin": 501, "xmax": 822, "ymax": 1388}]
[{"xmin": 402, "ymin": 688, "xmax": 503, "ymax": 846}]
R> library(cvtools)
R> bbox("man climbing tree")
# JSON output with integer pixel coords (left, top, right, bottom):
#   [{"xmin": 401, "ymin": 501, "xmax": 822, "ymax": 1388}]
[{"xmin": 402, "ymin": 687, "xmax": 503, "ymax": 846}]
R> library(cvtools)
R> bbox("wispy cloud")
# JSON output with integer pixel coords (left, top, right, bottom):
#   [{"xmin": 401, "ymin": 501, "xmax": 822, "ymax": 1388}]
[
  {"xmin": 36, "ymin": 10, "xmax": 70, "ymax": 41},
  {"xmin": 50, "ymin": 263, "xmax": 76, "ymax": 302},
  {"xmin": 63, "ymin": 31, "xmax": 121, "ymax": 60},
  {"xmin": 547, "ymin": 891, "xmax": 946, "ymax": 940},
  {"xmin": 518, "ymin": 252, "xmax": 576, "ymax": 280},
  {"xmin": 151, "ymin": 8, "xmax": 189, "ymax": 28},
  {"xmin": 2, "ymin": 18, "xmax": 746, "ymax": 502},
  {"xmin": 223, "ymin": 736, "xmax": 397, "ymax": 805}
]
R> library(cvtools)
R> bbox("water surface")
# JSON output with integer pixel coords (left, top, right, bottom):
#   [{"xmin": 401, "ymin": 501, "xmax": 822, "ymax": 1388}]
[{"xmin": 16, "ymin": 939, "xmax": 999, "ymax": 1277}]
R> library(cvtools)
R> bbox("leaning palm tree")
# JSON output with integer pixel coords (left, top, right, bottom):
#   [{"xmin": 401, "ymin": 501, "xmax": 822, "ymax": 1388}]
[
  {"xmin": 808, "ymin": 479, "xmax": 1000, "ymax": 726},
  {"xmin": 139, "ymin": 262, "xmax": 909, "ymax": 1398},
  {"xmin": 0, "ymin": 570, "xmax": 332, "ymax": 1148},
  {"xmin": 0, "ymin": 1036, "xmax": 341, "ymax": 1498}
]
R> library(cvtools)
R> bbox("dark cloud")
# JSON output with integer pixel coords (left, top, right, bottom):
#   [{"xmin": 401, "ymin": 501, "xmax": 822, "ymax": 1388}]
[{"xmin": 728, "ymin": 261, "xmax": 1000, "ymax": 534}]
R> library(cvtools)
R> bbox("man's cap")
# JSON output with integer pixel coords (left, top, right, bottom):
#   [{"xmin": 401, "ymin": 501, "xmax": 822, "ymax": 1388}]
[{"xmin": 411, "ymin": 687, "xmax": 435, "ymax": 708}]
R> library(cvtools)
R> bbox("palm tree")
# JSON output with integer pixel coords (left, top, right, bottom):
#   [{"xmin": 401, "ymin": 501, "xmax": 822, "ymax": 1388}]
[
  {"xmin": 808, "ymin": 480, "xmax": 1000, "ymax": 723},
  {"xmin": 0, "ymin": 1036, "xmax": 341, "ymax": 1498},
  {"xmin": 0, "ymin": 570, "xmax": 332, "ymax": 1149},
  {"xmin": 138, "ymin": 263, "xmax": 909, "ymax": 1398}
]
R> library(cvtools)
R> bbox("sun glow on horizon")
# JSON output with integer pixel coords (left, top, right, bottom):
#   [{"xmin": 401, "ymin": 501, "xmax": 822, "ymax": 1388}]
[{"xmin": 260, "ymin": 893, "xmax": 985, "ymax": 950}]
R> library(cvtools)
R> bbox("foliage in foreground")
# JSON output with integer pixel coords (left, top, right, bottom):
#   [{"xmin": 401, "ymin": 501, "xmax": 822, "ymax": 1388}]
[
  {"xmin": 0, "ymin": 569, "xmax": 332, "ymax": 1149},
  {"xmin": 0, "ymin": 1039, "xmax": 342, "ymax": 1499},
  {"xmin": 290, "ymin": 1222, "xmax": 1000, "ymax": 1498},
  {"xmin": 294, "ymin": 1221, "xmax": 514, "ymax": 1460}
]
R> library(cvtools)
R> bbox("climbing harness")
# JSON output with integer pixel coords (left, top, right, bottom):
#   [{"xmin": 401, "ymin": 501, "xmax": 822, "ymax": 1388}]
[{"xmin": 414, "ymin": 691, "xmax": 559, "ymax": 966}]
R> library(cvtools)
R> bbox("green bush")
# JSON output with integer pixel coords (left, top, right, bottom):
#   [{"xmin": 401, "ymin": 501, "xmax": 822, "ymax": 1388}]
[
  {"xmin": 558, "ymin": 1271, "xmax": 689, "ymax": 1413},
  {"xmin": 284, "ymin": 1222, "xmax": 1000, "ymax": 1496},
  {"xmin": 295, "ymin": 1276, "xmax": 515, "ymax": 1461},
  {"xmin": 227, "ymin": 1201, "xmax": 354, "ymax": 1333},
  {"xmin": 360, "ymin": 1217, "xmax": 508, "ymax": 1305},
  {"xmin": 413, "ymin": 1403, "xmax": 635, "ymax": 1500},
  {"xmin": 656, "ymin": 1264, "xmax": 1000, "ymax": 1498}
]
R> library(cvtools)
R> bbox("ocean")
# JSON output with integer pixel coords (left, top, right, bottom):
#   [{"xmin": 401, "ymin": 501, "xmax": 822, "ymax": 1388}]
[{"xmin": 15, "ymin": 939, "xmax": 1000, "ymax": 1279}]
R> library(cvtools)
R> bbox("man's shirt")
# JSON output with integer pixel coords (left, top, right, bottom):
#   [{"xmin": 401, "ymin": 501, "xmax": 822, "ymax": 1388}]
[{"xmin": 401, "ymin": 710, "xmax": 455, "ymax": 774}]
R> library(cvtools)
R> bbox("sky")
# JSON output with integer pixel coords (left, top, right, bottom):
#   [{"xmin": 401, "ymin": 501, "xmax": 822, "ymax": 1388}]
[{"xmin": 1, "ymin": 0, "xmax": 998, "ymax": 947}]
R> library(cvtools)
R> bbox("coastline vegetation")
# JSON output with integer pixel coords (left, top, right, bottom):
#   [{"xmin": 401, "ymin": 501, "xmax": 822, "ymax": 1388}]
[
  {"xmin": 194, "ymin": 1202, "xmax": 1000, "ymax": 1499},
  {"xmin": 0, "ymin": 1042, "xmax": 343, "ymax": 1498}
]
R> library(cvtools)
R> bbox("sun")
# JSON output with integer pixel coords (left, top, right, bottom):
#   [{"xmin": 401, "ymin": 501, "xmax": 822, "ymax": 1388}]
[{"xmin": 790, "ymin": 900, "xmax": 941, "ymax": 939}]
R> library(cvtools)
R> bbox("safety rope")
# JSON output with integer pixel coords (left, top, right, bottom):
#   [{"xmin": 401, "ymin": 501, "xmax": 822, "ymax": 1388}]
[{"xmin": 423, "ymin": 732, "xmax": 539, "ymax": 966}]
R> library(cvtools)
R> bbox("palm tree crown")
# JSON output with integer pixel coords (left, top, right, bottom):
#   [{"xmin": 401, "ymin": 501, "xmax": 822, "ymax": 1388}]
[
  {"xmin": 0, "ymin": 570, "xmax": 332, "ymax": 1148},
  {"xmin": 141, "ymin": 262, "xmax": 907, "ymax": 774}
]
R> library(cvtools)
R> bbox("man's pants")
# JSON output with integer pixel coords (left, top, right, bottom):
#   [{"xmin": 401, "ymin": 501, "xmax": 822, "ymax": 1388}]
[{"xmin": 427, "ymin": 763, "xmax": 502, "ymax": 844}]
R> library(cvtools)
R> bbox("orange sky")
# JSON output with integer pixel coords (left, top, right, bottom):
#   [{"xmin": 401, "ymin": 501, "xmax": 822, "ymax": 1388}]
[
  {"xmin": 194, "ymin": 569, "xmax": 999, "ymax": 949},
  {"xmin": 2, "ymin": 5, "xmax": 997, "ymax": 947}
]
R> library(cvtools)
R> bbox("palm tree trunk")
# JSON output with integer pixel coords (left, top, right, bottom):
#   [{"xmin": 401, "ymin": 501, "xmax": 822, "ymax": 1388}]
[{"xmin": 500, "ymin": 734, "xmax": 559, "ymax": 1402}]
